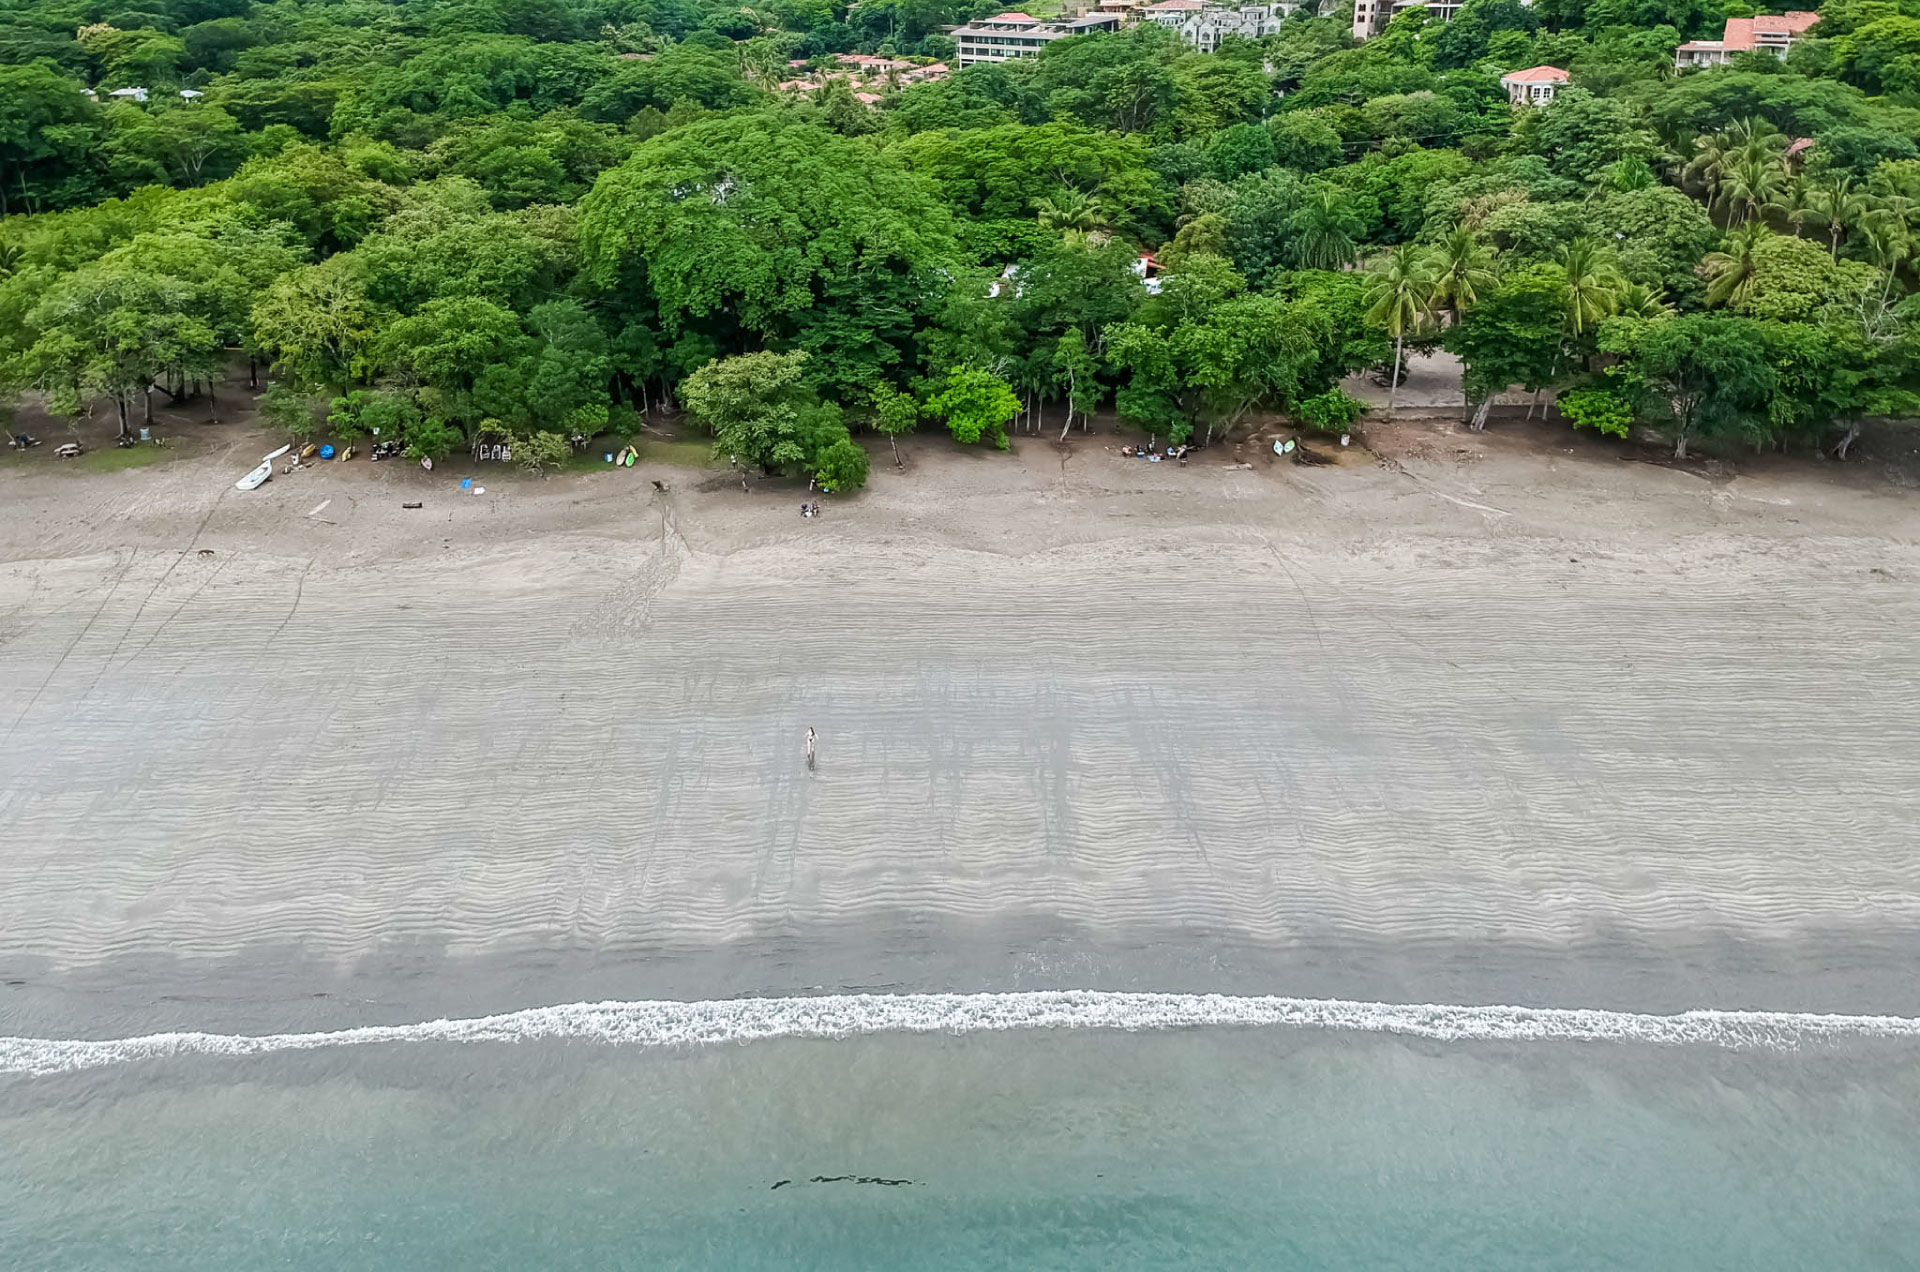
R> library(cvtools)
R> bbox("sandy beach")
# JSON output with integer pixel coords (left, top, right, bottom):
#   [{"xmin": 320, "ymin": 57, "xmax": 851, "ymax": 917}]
[{"xmin": 4, "ymin": 413, "xmax": 1920, "ymax": 1029}]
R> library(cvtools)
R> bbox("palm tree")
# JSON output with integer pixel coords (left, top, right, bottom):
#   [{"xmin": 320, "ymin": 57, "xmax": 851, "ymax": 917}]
[
  {"xmin": 1701, "ymin": 224, "xmax": 1770, "ymax": 309},
  {"xmin": 1427, "ymin": 226, "xmax": 1498, "ymax": 320},
  {"xmin": 1720, "ymin": 148, "xmax": 1788, "ymax": 225},
  {"xmin": 1036, "ymin": 187, "xmax": 1105, "ymax": 235},
  {"xmin": 1364, "ymin": 242, "xmax": 1440, "ymax": 412},
  {"xmin": 1613, "ymin": 280, "xmax": 1673, "ymax": 319},
  {"xmin": 0, "ymin": 242, "xmax": 19, "ymax": 279},
  {"xmin": 1804, "ymin": 173, "xmax": 1869, "ymax": 259},
  {"xmin": 1859, "ymin": 196, "xmax": 1912, "ymax": 306},
  {"xmin": 1290, "ymin": 187, "xmax": 1364, "ymax": 271},
  {"xmin": 1555, "ymin": 238, "xmax": 1626, "ymax": 337},
  {"xmin": 1685, "ymin": 118, "xmax": 1784, "ymax": 211},
  {"xmin": 1590, "ymin": 157, "xmax": 1656, "ymax": 198}
]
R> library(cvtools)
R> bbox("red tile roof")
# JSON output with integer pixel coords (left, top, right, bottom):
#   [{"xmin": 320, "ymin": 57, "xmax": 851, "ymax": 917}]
[
  {"xmin": 1719, "ymin": 10, "xmax": 1819, "ymax": 50},
  {"xmin": 1502, "ymin": 65, "xmax": 1570, "ymax": 82}
]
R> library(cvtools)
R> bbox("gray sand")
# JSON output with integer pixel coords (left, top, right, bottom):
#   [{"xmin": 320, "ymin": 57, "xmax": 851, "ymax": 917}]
[{"xmin": 3, "ymin": 425, "xmax": 1919, "ymax": 1024}]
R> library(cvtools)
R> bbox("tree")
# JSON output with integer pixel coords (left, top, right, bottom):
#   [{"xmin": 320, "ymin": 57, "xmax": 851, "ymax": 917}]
[
  {"xmin": 1702, "ymin": 224, "xmax": 1768, "ymax": 310},
  {"xmin": 1050, "ymin": 327, "xmax": 1101, "ymax": 439},
  {"xmin": 814, "ymin": 437, "xmax": 870, "ymax": 491},
  {"xmin": 682, "ymin": 349, "xmax": 814, "ymax": 474},
  {"xmin": 1803, "ymin": 172, "xmax": 1871, "ymax": 260},
  {"xmin": 1269, "ymin": 112, "xmax": 1344, "ymax": 173},
  {"xmin": 871, "ymin": 386, "xmax": 920, "ymax": 467},
  {"xmin": 18, "ymin": 262, "xmax": 220, "ymax": 438},
  {"xmin": 1445, "ymin": 269, "xmax": 1567, "ymax": 431},
  {"xmin": 926, "ymin": 364, "xmax": 1018, "ymax": 449},
  {"xmin": 1429, "ymin": 226, "xmax": 1499, "ymax": 320},
  {"xmin": 580, "ymin": 116, "xmax": 958, "ymax": 342},
  {"xmin": 1036, "ymin": 187, "xmax": 1108, "ymax": 239},
  {"xmin": 1364, "ymin": 243, "xmax": 1440, "ymax": 411},
  {"xmin": 1287, "ymin": 187, "xmax": 1364, "ymax": 272},
  {"xmin": 1598, "ymin": 315, "xmax": 1778, "ymax": 459},
  {"xmin": 1554, "ymin": 239, "xmax": 1626, "ymax": 338},
  {"xmin": 0, "ymin": 63, "xmax": 101, "ymax": 215}
]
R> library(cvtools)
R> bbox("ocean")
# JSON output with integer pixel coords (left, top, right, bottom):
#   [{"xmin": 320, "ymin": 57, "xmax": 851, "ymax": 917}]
[{"xmin": 6, "ymin": 994, "xmax": 1920, "ymax": 1270}]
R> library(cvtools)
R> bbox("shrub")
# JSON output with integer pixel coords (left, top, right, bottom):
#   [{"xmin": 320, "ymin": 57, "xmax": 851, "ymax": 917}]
[
  {"xmin": 516, "ymin": 430, "xmax": 570, "ymax": 475},
  {"xmin": 404, "ymin": 416, "xmax": 463, "ymax": 460},
  {"xmin": 814, "ymin": 437, "xmax": 870, "ymax": 492},
  {"xmin": 1296, "ymin": 388, "xmax": 1367, "ymax": 435},
  {"xmin": 1559, "ymin": 387, "xmax": 1633, "ymax": 439}
]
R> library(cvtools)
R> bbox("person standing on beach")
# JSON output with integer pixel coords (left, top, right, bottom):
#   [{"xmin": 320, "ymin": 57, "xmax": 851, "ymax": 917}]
[{"xmin": 806, "ymin": 727, "xmax": 816, "ymax": 768}]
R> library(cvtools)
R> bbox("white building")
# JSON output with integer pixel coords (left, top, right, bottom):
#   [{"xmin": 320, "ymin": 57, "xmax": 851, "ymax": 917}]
[
  {"xmin": 1352, "ymin": 0, "xmax": 1468, "ymax": 40},
  {"xmin": 1500, "ymin": 64, "xmax": 1569, "ymax": 106},
  {"xmin": 952, "ymin": 11, "xmax": 1122, "ymax": 66},
  {"xmin": 1140, "ymin": 1, "xmax": 1294, "ymax": 50},
  {"xmin": 1675, "ymin": 11, "xmax": 1818, "ymax": 68}
]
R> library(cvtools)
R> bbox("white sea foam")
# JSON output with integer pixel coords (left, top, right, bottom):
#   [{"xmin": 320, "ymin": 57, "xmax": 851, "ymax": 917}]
[{"xmin": 6, "ymin": 992, "xmax": 1920, "ymax": 1077}]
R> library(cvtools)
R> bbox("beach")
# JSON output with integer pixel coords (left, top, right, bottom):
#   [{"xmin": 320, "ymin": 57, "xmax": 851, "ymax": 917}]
[
  {"xmin": 7, "ymin": 417, "xmax": 1920, "ymax": 1266},
  {"xmin": 3, "ymin": 418, "xmax": 1919, "ymax": 1030}
]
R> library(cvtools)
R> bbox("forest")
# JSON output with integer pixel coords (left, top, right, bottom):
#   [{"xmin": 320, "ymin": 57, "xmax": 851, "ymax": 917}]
[{"xmin": 5, "ymin": 0, "xmax": 1920, "ymax": 488}]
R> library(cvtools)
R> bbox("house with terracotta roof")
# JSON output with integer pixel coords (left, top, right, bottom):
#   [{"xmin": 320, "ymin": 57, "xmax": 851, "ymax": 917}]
[
  {"xmin": 1500, "ymin": 65, "xmax": 1570, "ymax": 106},
  {"xmin": 1675, "ymin": 11, "xmax": 1819, "ymax": 69}
]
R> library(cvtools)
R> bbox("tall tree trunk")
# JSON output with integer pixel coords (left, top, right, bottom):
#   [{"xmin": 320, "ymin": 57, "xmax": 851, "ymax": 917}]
[
  {"xmin": 889, "ymin": 435, "xmax": 901, "ymax": 468},
  {"xmin": 1035, "ymin": 397, "xmax": 1043, "ymax": 436},
  {"xmin": 1830, "ymin": 418, "xmax": 1861, "ymax": 460},
  {"xmin": 1469, "ymin": 395, "xmax": 1493, "ymax": 432},
  {"xmin": 142, "ymin": 387, "xmax": 153, "ymax": 426},
  {"xmin": 248, "ymin": 357, "xmax": 257, "ymax": 389},
  {"xmin": 1388, "ymin": 334, "xmax": 1404, "ymax": 412},
  {"xmin": 116, "ymin": 395, "xmax": 131, "ymax": 440}
]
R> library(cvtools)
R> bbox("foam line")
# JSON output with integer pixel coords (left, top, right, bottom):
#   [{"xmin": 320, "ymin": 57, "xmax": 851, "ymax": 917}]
[{"xmin": 6, "ymin": 991, "xmax": 1920, "ymax": 1076}]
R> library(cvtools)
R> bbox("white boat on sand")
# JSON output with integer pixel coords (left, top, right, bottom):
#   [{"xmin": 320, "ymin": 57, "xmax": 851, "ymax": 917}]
[{"xmin": 236, "ymin": 445, "xmax": 291, "ymax": 491}]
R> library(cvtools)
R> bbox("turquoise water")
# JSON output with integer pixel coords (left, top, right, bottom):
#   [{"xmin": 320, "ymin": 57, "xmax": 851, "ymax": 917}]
[{"xmin": 6, "ymin": 1024, "xmax": 1920, "ymax": 1269}]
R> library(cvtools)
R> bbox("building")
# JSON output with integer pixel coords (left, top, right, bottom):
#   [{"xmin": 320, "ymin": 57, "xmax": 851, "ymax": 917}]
[
  {"xmin": 1500, "ymin": 65, "xmax": 1569, "ymax": 106},
  {"xmin": 1136, "ymin": 0, "xmax": 1290, "ymax": 49},
  {"xmin": 1351, "ymin": 0, "xmax": 1465, "ymax": 40},
  {"xmin": 1141, "ymin": 1, "xmax": 1294, "ymax": 50},
  {"xmin": 953, "ymin": 11, "xmax": 1121, "ymax": 66},
  {"xmin": 1675, "ymin": 11, "xmax": 1819, "ymax": 69}
]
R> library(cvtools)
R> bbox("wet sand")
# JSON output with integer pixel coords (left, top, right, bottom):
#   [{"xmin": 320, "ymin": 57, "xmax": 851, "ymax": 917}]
[{"xmin": 3, "ymin": 421, "xmax": 1919, "ymax": 1028}]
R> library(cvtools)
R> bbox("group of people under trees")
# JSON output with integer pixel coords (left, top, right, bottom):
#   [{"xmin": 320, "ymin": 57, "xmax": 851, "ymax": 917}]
[{"xmin": 5, "ymin": 0, "xmax": 1920, "ymax": 484}]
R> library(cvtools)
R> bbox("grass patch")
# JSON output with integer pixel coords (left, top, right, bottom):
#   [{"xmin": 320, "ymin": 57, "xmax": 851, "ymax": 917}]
[
  {"xmin": 51, "ymin": 444, "xmax": 178, "ymax": 474},
  {"xmin": 566, "ymin": 436, "xmax": 719, "ymax": 472}
]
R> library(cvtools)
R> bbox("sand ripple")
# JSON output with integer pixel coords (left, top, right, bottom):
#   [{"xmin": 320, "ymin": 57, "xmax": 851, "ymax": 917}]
[{"xmin": 1, "ymin": 533, "xmax": 1917, "ymax": 970}]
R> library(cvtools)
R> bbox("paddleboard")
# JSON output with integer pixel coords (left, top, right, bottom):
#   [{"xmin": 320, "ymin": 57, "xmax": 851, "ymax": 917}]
[
  {"xmin": 263, "ymin": 444, "xmax": 291, "ymax": 462},
  {"xmin": 235, "ymin": 460, "xmax": 272, "ymax": 491}
]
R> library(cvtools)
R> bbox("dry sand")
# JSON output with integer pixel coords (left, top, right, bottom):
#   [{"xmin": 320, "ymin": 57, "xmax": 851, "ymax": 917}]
[{"xmin": 3, "ymin": 415, "xmax": 1919, "ymax": 1022}]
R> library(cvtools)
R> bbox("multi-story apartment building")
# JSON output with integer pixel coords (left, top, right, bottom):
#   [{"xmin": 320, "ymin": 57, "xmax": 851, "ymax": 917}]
[
  {"xmin": 1675, "ymin": 11, "xmax": 1819, "ymax": 69},
  {"xmin": 952, "ymin": 11, "xmax": 1122, "ymax": 66},
  {"xmin": 1139, "ymin": 0, "xmax": 1294, "ymax": 50},
  {"xmin": 1351, "ymin": 0, "xmax": 1466, "ymax": 40}
]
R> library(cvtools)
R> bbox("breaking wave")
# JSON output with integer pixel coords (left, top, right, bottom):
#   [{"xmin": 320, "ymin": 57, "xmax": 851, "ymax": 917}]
[{"xmin": 7, "ymin": 991, "xmax": 1920, "ymax": 1076}]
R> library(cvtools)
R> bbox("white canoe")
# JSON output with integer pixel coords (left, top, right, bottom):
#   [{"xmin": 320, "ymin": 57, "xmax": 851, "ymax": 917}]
[{"xmin": 235, "ymin": 460, "xmax": 272, "ymax": 491}]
